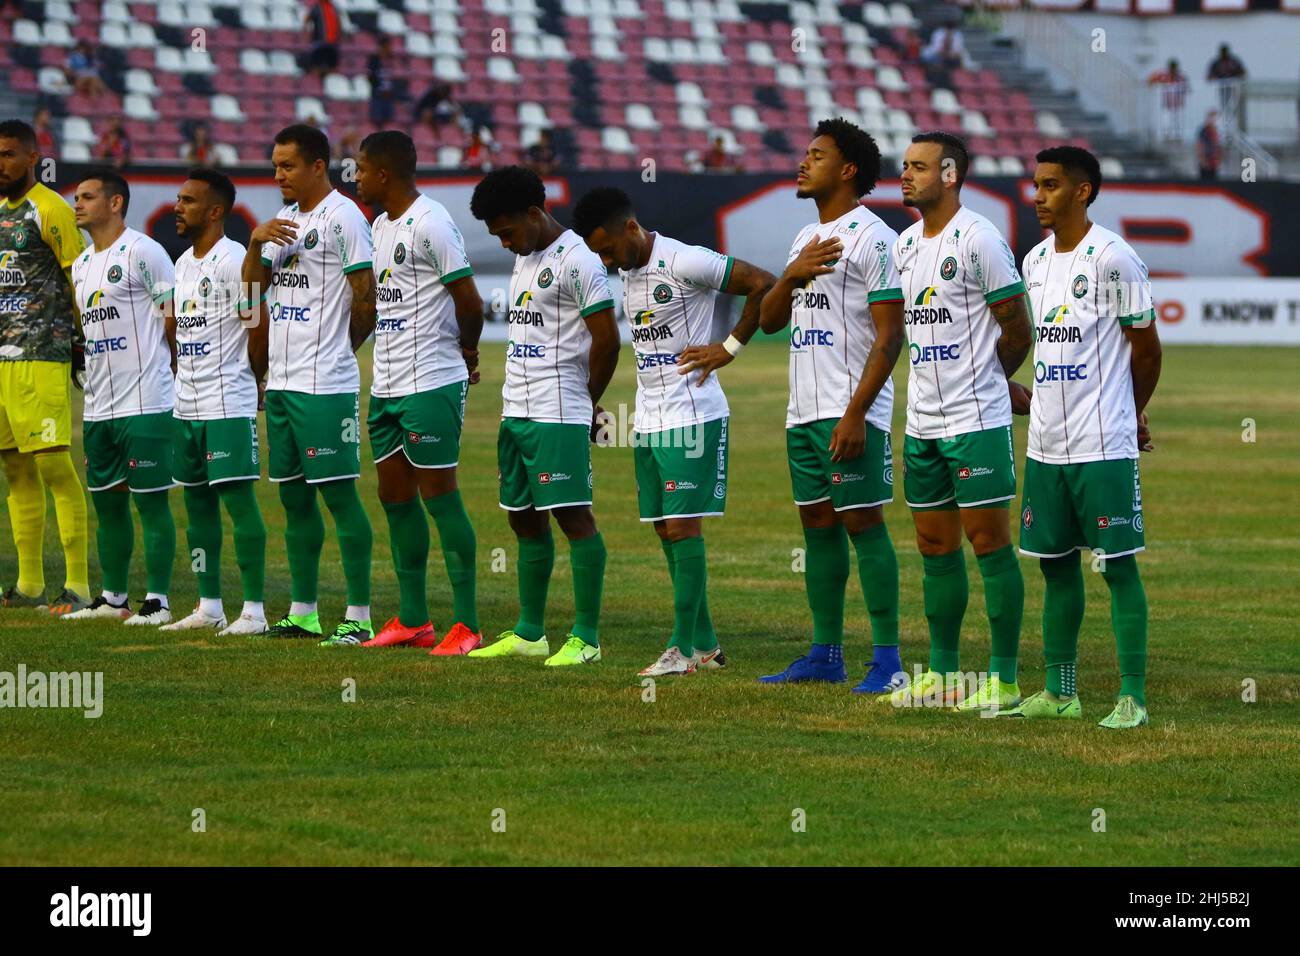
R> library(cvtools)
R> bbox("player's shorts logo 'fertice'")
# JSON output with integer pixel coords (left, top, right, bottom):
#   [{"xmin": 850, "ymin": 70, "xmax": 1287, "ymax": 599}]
[{"xmin": 940, "ymin": 257, "xmax": 958, "ymax": 281}]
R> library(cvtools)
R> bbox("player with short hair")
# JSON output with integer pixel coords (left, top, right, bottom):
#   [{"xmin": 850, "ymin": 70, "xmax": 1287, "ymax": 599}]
[
  {"xmin": 63, "ymin": 170, "xmax": 179, "ymax": 625},
  {"xmin": 887, "ymin": 131, "xmax": 1034, "ymax": 711},
  {"xmin": 572, "ymin": 185, "xmax": 775, "ymax": 677},
  {"xmin": 745, "ymin": 118, "xmax": 910, "ymax": 691},
  {"xmin": 0, "ymin": 118, "xmax": 90, "ymax": 615},
  {"xmin": 242, "ymin": 124, "xmax": 377, "ymax": 646},
  {"xmin": 466, "ymin": 166, "xmax": 618, "ymax": 666},
  {"xmin": 1001, "ymin": 145, "xmax": 1161, "ymax": 730},
  {"xmin": 352, "ymin": 130, "xmax": 485, "ymax": 653},
  {"xmin": 161, "ymin": 167, "xmax": 270, "ymax": 635}
]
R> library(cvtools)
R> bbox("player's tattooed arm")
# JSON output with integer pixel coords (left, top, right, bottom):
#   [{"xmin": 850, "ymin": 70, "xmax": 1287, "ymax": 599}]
[
  {"xmin": 989, "ymin": 293, "xmax": 1032, "ymax": 379},
  {"xmin": 583, "ymin": 306, "xmax": 620, "ymax": 407},
  {"xmin": 676, "ymin": 258, "xmax": 776, "ymax": 385},
  {"xmin": 830, "ymin": 299, "xmax": 904, "ymax": 462},
  {"xmin": 1124, "ymin": 319, "xmax": 1162, "ymax": 451},
  {"xmin": 759, "ymin": 234, "xmax": 842, "ymax": 333},
  {"xmin": 345, "ymin": 268, "xmax": 377, "ymax": 351},
  {"xmin": 446, "ymin": 275, "xmax": 485, "ymax": 385}
]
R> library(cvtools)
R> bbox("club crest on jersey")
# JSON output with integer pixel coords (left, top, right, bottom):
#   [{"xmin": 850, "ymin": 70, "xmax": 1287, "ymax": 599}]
[
  {"xmin": 940, "ymin": 256, "xmax": 958, "ymax": 281},
  {"xmin": 653, "ymin": 283, "xmax": 673, "ymax": 304},
  {"xmin": 304, "ymin": 229, "xmax": 319, "ymax": 250},
  {"xmin": 198, "ymin": 276, "xmax": 212, "ymax": 297},
  {"xmin": 1022, "ymin": 506, "xmax": 1033, "ymax": 529},
  {"xmin": 12, "ymin": 227, "xmax": 27, "ymax": 248},
  {"xmin": 1072, "ymin": 275, "xmax": 1089, "ymax": 298},
  {"xmin": 538, "ymin": 267, "xmax": 554, "ymax": 288},
  {"xmin": 107, "ymin": 265, "xmax": 123, "ymax": 283},
  {"xmin": 393, "ymin": 242, "xmax": 406, "ymax": 264}
]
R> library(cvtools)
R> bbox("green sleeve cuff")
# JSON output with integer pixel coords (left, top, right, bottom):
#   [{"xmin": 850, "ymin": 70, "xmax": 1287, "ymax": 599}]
[
  {"xmin": 342, "ymin": 260, "xmax": 373, "ymax": 275},
  {"xmin": 440, "ymin": 265, "xmax": 474, "ymax": 285},
  {"xmin": 719, "ymin": 255, "xmax": 735, "ymax": 291},
  {"xmin": 152, "ymin": 288, "xmax": 175, "ymax": 305},
  {"xmin": 260, "ymin": 254, "xmax": 273, "ymax": 267},
  {"xmin": 580, "ymin": 298, "xmax": 615, "ymax": 318},
  {"xmin": 1119, "ymin": 308, "xmax": 1156, "ymax": 327},
  {"xmin": 984, "ymin": 280, "xmax": 1026, "ymax": 306},
  {"xmin": 868, "ymin": 287, "xmax": 904, "ymax": 304}
]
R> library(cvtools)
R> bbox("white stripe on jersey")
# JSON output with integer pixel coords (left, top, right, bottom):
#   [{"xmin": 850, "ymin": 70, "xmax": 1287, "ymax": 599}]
[{"xmin": 173, "ymin": 236, "xmax": 258, "ymax": 420}]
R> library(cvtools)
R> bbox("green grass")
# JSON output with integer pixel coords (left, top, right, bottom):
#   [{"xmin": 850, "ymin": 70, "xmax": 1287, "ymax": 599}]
[{"xmin": 2, "ymin": 342, "xmax": 1298, "ymax": 865}]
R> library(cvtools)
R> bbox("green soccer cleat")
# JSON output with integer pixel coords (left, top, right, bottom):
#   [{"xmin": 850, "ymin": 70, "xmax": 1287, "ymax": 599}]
[
  {"xmin": 544, "ymin": 635, "xmax": 601, "ymax": 666},
  {"xmin": 884, "ymin": 669, "xmax": 955, "ymax": 708},
  {"xmin": 1098, "ymin": 695, "xmax": 1148, "ymax": 730},
  {"xmin": 264, "ymin": 611, "xmax": 322, "ymax": 639},
  {"xmin": 467, "ymin": 630, "xmax": 550, "ymax": 658},
  {"xmin": 953, "ymin": 675, "xmax": 1022, "ymax": 714},
  {"xmin": 999, "ymin": 689, "xmax": 1082, "ymax": 719},
  {"xmin": 319, "ymin": 618, "xmax": 373, "ymax": 647},
  {"xmin": 2, "ymin": 586, "xmax": 44, "ymax": 608}
]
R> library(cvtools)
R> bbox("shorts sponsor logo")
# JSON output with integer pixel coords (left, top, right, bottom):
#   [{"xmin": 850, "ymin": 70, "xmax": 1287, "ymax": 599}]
[
  {"xmin": 127, "ymin": 458, "xmax": 156, "ymax": 469},
  {"xmin": 958, "ymin": 466, "xmax": 970, "ymax": 480},
  {"xmin": 1097, "ymin": 515, "xmax": 1130, "ymax": 529},
  {"xmin": 408, "ymin": 431, "xmax": 439, "ymax": 444},
  {"xmin": 538, "ymin": 471, "xmax": 570, "ymax": 485},
  {"xmin": 664, "ymin": 479, "xmax": 697, "ymax": 492},
  {"xmin": 910, "ymin": 343, "xmax": 960, "ymax": 364},
  {"xmin": 1022, "ymin": 505, "xmax": 1033, "ymax": 529},
  {"xmin": 833, "ymin": 472, "xmax": 864, "ymax": 484},
  {"xmin": 940, "ymin": 256, "xmax": 958, "ymax": 281},
  {"xmin": 1072, "ymin": 274, "xmax": 1089, "ymax": 298},
  {"xmin": 713, "ymin": 481, "xmax": 725, "ymax": 499},
  {"xmin": 206, "ymin": 450, "xmax": 230, "ymax": 461},
  {"xmin": 1035, "ymin": 360, "xmax": 1087, "ymax": 382},
  {"xmin": 884, "ymin": 464, "xmax": 893, "ymax": 484},
  {"xmin": 1133, "ymin": 512, "xmax": 1143, "ymax": 532},
  {"xmin": 957, "ymin": 465, "xmax": 994, "ymax": 480},
  {"xmin": 538, "ymin": 267, "xmax": 554, "ymax": 288}
]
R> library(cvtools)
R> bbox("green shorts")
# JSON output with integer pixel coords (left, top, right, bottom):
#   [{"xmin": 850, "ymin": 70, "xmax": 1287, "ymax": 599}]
[
  {"xmin": 634, "ymin": 417, "xmax": 729, "ymax": 522},
  {"xmin": 265, "ymin": 389, "xmax": 362, "ymax": 484},
  {"xmin": 1020, "ymin": 456, "xmax": 1145, "ymax": 559},
  {"xmin": 368, "ymin": 381, "xmax": 467, "ymax": 470},
  {"xmin": 83, "ymin": 412, "xmax": 176, "ymax": 493},
  {"xmin": 172, "ymin": 416, "xmax": 260, "ymax": 486},
  {"xmin": 497, "ymin": 417, "xmax": 593, "ymax": 511},
  {"xmin": 904, "ymin": 424, "xmax": 1016, "ymax": 510},
  {"xmin": 787, "ymin": 419, "xmax": 893, "ymax": 511}
]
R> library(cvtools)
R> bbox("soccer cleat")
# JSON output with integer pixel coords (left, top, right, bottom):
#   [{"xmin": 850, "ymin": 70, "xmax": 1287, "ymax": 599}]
[
  {"xmin": 264, "ymin": 611, "xmax": 322, "ymax": 639},
  {"xmin": 319, "ymin": 618, "xmax": 373, "ymax": 647},
  {"xmin": 2, "ymin": 586, "xmax": 44, "ymax": 608},
  {"xmin": 885, "ymin": 669, "xmax": 961, "ymax": 707},
  {"xmin": 693, "ymin": 646, "xmax": 727, "ymax": 670},
  {"xmin": 62, "ymin": 595, "xmax": 132, "ymax": 621},
  {"xmin": 639, "ymin": 646, "xmax": 697, "ymax": 677},
  {"xmin": 363, "ymin": 616, "xmax": 437, "ymax": 648},
  {"xmin": 124, "ymin": 598, "xmax": 172, "ymax": 626},
  {"xmin": 1098, "ymin": 695, "xmax": 1149, "ymax": 730},
  {"xmin": 467, "ymin": 630, "xmax": 550, "ymax": 659},
  {"xmin": 953, "ymin": 675, "xmax": 1022, "ymax": 713},
  {"xmin": 851, "ymin": 661, "xmax": 909, "ymax": 695},
  {"xmin": 45, "ymin": 588, "xmax": 91, "ymax": 617},
  {"xmin": 218, "ymin": 613, "xmax": 269, "ymax": 637},
  {"xmin": 427, "ymin": 621, "xmax": 483, "ymax": 656},
  {"xmin": 999, "ymin": 689, "xmax": 1082, "ymax": 720},
  {"xmin": 544, "ymin": 635, "xmax": 601, "ymax": 666},
  {"xmin": 159, "ymin": 606, "xmax": 228, "ymax": 631},
  {"xmin": 757, "ymin": 654, "xmax": 846, "ymax": 684}
]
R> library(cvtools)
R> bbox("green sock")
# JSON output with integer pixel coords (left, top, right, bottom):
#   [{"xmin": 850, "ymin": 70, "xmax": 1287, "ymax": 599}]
[
  {"xmin": 850, "ymin": 522, "xmax": 900, "ymax": 648},
  {"xmin": 425, "ymin": 489, "xmax": 478, "ymax": 632},
  {"xmin": 183, "ymin": 484, "xmax": 222, "ymax": 599},
  {"xmin": 568, "ymin": 532, "xmax": 606, "ymax": 646},
  {"xmin": 804, "ymin": 525, "xmax": 849, "ymax": 645},
  {"xmin": 279, "ymin": 479, "xmax": 324, "ymax": 604},
  {"xmin": 132, "ymin": 490, "xmax": 175, "ymax": 595},
  {"xmin": 218, "ymin": 479, "xmax": 266, "ymax": 603},
  {"xmin": 318, "ymin": 479, "xmax": 373, "ymax": 607},
  {"xmin": 662, "ymin": 538, "xmax": 717, "ymax": 652},
  {"xmin": 977, "ymin": 543, "xmax": 1024, "ymax": 684},
  {"xmin": 1102, "ymin": 555, "xmax": 1148, "ymax": 706},
  {"xmin": 514, "ymin": 530, "xmax": 554, "ymax": 641},
  {"xmin": 1041, "ymin": 552, "xmax": 1085, "ymax": 698},
  {"xmin": 91, "ymin": 490, "xmax": 133, "ymax": 595},
  {"xmin": 383, "ymin": 497, "xmax": 429, "ymax": 627},
  {"xmin": 666, "ymin": 536, "xmax": 707, "ymax": 658},
  {"xmin": 923, "ymin": 549, "xmax": 967, "ymax": 675}
]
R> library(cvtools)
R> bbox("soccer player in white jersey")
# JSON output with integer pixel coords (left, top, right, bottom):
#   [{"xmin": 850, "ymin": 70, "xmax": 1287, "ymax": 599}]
[
  {"xmin": 352, "ymin": 131, "xmax": 485, "ymax": 654},
  {"xmin": 63, "ymin": 170, "xmax": 178, "ymax": 625},
  {"xmin": 1001, "ymin": 146, "xmax": 1162, "ymax": 729},
  {"xmin": 467, "ymin": 166, "xmax": 619, "ymax": 666},
  {"xmin": 242, "ymin": 125, "xmax": 377, "ymax": 646},
  {"xmin": 743, "ymin": 119, "xmax": 910, "ymax": 692},
  {"xmin": 160, "ymin": 168, "xmax": 270, "ymax": 636},
  {"xmin": 572, "ymin": 186, "xmax": 776, "ymax": 677},
  {"xmin": 888, "ymin": 132, "xmax": 1034, "ymax": 711}
]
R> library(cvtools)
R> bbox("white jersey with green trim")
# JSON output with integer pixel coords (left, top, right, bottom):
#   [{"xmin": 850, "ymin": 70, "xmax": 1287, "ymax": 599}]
[
  {"xmin": 894, "ymin": 205, "xmax": 1024, "ymax": 439},
  {"xmin": 172, "ymin": 236, "xmax": 258, "ymax": 420},
  {"xmin": 502, "ymin": 228, "xmax": 614, "ymax": 426},
  {"xmin": 71, "ymin": 227, "xmax": 176, "ymax": 422},
  {"xmin": 260, "ymin": 189, "xmax": 372, "ymax": 395},
  {"xmin": 1023, "ymin": 223, "xmax": 1152, "ymax": 464},
  {"xmin": 620, "ymin": 232, "xmax": 731, "ymax": 433},
  {"xmin": 784, "ymin": 205, "xmax": 902, "ymax": 431},
  {"xmin": 370, "ymin": 194, "xmax": 474, "ymax": 398}
]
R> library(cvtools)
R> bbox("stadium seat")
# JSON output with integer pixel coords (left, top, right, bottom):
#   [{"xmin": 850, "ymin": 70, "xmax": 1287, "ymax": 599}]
[
  {"xmin": 296, "ymin": 97, "xmax": 330, "ymax": 124},
  {"xmin": 124, "ymin": 94, "xmax": 160, "ymax": 122},
  {"xmin": 999, "ymin": 155, "xmax": 1025, "ymax": 176},
  {"xmin": 212, "ymin": 94, "xmax": 246, "ymax": 123},
  {"xmin": 601, "ymin": 126, "xmax": 635, "ymax": 154},
  {"xmin": 1100, "ymin": 157, "xmax": 1125, "ymax": 179},
  {"xmin": 1036, "ymin": 111, "xmax": 1067, "ymax": 137},
  {"xmin": 626, "ymin": 104, "xmax": 660, "ymax": 131}
]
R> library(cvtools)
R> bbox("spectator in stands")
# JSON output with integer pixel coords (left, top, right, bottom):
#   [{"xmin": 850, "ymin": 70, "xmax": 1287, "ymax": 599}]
[
  {"xmin": 184, "ymin": 123, "xmax": 213, "ymax": 165},
  {"xmin": 900, "ymin": 27, "xmax": 923, "ymax": 66},
  {"xmin": 1196, "ymin": 110, "xmax": 1222, "ymax": 181},
  {"xmin": 415, "ymin": 81, "xmax": 460, "ymax": 132},
  {"xmin": 1207, "ymin": 44, "xmax": 1247, "ymax": 133},
  {"xmin": 524, "ymin": 130, "xmax": 557, "ymax": 175},
  {"xmin": 335, "ymin": 129, "xmax": 361, "ymax": 164},
  {"xmin": 368, "ymin": 35, "xmax": 398, "ymax": 126},
  {"xmin": 463, "ymin": 128, "xmax": 497, "ymax": 171},
  {"xmin": 1207, "ymin": 44, "xmax": 1246, "ymax": 83},
  {"xmin": 302, "ymin": 0, "xmax": 342, "ymax": 77},
  {"xmin": 921, "ymin": 24, "xmax": 964, "ymax": 71},
  {"xmin": 1147, "ymin": 59, "xmax": 1190, "ymax": 142},
  {"xmin": 33, "ymin": 108, "xmax": 57, "ymax": 160},
  {"xmin": 95, "ymin": 118, "xmax": 132, "ymax": 169},
  {"xmin": 703, "ymin": 136, "xmax": 742, "ymax": 173},
  {"xmin": 66, "ymin": 40, "xmax": 107, "ymax": 99}
]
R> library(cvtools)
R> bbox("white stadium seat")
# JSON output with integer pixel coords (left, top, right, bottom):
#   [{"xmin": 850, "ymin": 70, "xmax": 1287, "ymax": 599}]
[
  {"xmin": 626, "ymin": 104, "xmax": 660, "ymax": 131},
  {"xmin": 601, "ymin": 126, "xmax": 635, "ymax": 154},
  {"xmin": 211, "ymin": 95, "xmax": 246, "ymax": 123}
]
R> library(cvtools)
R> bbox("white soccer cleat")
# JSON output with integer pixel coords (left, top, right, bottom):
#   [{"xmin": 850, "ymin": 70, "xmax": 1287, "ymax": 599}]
[
  {"xmin": 124, "ymin": 598, "xmax": 172, "ymax": 626},
  {"xmin": 62, "ymin": 595, "xmax": 131, "ymax": 621},
  {"xmin": 218, "ymin": 613, "xmax": 269, "ymax": 636},
  {"xmin": 693, "ymin": 646, "xmax": 727, "ymax": 670},
  {"xmin": 638, "ymin": 646, "xmax": 697, "ymax": 677},
  {"xmin": 159, "ymin": 607, "xmax": 228, "ymax": 631}
]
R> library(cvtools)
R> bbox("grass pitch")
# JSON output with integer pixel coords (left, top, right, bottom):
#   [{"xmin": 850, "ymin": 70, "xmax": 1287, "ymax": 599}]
[{"xmin": 1, "ymin": 342, "xmax": 1297, "ymax": 865}]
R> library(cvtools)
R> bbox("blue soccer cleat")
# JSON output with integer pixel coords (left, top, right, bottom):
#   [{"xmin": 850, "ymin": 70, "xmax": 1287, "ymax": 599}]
[
  {"xmin": 851, "ymin": 661, "xmax": 909, "ymax": 695},
  {"xmin": 757, "ymin": 654, "xmax": 847, "ymax": 684}
]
